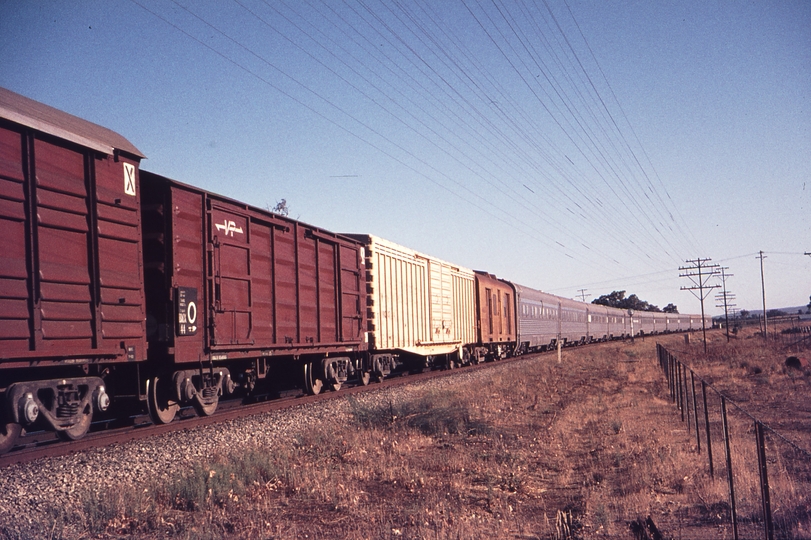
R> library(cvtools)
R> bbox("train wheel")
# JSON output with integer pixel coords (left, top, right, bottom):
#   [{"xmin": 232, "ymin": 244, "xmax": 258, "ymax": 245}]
[
  {"xmin": 194, "ymin": 389, "xmax": 220, "ymax": 416},
  {"xmin": 193, "ymin": 387, "xmax": 219, "ymax": 417},
  {"xmin": 147, "ymin": 376, "xmax": 179, "ymax": 425},
  {"xmin": 58, "ymin": 406, "xmax": 92, "ymax": 441},
  {"xmin": 0, "ymin": 415, "xmax": 21, "ymax": 454},
  {"xmin": 358, "ymin": 370, "xmax": 371, "ymax": 386},
  {"xmin": 303, "ymin": 362, "xmax": 323, "ymax": 395},
  {"xmin": 324, "ymin": 359, "xmax": 342, "ymax": 392},
  {"xmin": 409, "ymin": 355, "xmax": 432, "ymax": 374}
]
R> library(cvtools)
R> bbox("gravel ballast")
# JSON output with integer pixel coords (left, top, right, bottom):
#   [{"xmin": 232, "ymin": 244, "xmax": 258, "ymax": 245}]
[{"xmin": 0, "ymin": 364, "xmax": 504, "ymax": 537}]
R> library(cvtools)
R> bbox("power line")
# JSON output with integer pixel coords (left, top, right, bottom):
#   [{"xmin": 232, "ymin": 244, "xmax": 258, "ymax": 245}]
[{"xmin": 129, "ymin": 0, "xmax": 703, "ymax": 285}]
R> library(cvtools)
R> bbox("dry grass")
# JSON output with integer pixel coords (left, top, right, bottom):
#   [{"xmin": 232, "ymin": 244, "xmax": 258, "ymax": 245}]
[
  {"xmin": 20, "ymin": 329, "xmax": 811, "ymax": 539},
  {"xmin": 664, "ymin": 324, "xmax": 811, "ymax": 540}
]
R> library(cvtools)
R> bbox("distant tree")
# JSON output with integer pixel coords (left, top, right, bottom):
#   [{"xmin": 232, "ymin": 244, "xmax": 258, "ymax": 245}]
[
  {"xmin": 592, "ymin": 290, "xmax": 661, "ymax": 312},
  {"xmin": 740, "ymin": 309, "xmax": 750, "ymax": 319},
  {"xmin": 662, "ymin": 303, "xmax": 679, "ymax": 314},
  {"xmin": 766, "ymin": 309, "xmax": 787, "ymax": 318},
  {"xmin": 592, "ymin": 290, "xmax": 627, "ymax": 308}
]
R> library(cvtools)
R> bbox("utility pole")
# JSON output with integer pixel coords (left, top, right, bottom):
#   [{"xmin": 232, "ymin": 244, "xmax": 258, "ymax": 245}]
[
  {"xmin": 576, "ymin": 289, "xmax": 590, "ymax": 303},
  {"xmin": 680, "ymin": 258, "xmax": 720, "ymax": 353},
  {"xmin": 714, "ymin": 267, "xmax": 736, "ymax": 343},
  {"xmin": 758, "ymin": 251, "xmax": 768, "ymax": 342}
]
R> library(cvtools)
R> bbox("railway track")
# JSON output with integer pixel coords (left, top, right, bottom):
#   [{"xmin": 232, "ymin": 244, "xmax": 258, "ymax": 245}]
[{"xmin": 0, "ymin": 354, "xmax": 534, "ymax": 468}]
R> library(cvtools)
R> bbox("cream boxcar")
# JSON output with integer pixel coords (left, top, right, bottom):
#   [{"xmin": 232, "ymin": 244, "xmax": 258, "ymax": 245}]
[{"xmin": 347, "ymin": 234, "xmax": 476, "ymax": 374}]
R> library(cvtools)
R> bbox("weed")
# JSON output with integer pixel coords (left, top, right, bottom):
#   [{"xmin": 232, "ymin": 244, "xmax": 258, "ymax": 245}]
[
  {"xmin": 347, "ymin": 395, "xmax": 396, "ymax": 428},
  {"xmin": 81, "ymin": 489, "xmax": 121, "ymax": 533},
  {"xmin": 160, "ymin": 448, "xmax": 284, "ymax": 512},
  {"xmin": 350, "ymin": 391, "xmax": 492, "ymax": 438},
  {"xmin": 593, "ymin": 503, "xmax": 609, "ymax": 530}
]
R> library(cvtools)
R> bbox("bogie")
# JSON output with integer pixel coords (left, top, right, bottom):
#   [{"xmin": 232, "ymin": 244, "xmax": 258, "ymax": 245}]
[{"xmin": 0, "ymin": 410, "xmax": 22, "ymax": 454}]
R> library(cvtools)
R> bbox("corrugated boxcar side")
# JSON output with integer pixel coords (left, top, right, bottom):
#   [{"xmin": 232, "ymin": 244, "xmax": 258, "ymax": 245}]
[
  {"xmin": 349, "ymin": 235, "xmax": 475, "ymax": 357},
  {"xmin": 141, "ymin": 172, "xmax": 366, "ymax": 364},
  {"xmin": 0, "ymin": 121, "xmax": 146, "ymax": 365},
  {"xmin": 0, "ymin": 124, "xmax": 30, "ymax": 355}
]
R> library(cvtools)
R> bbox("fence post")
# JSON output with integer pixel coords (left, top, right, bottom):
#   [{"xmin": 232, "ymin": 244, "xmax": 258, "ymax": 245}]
[
  {"xmin": 667, "ymin": 353, "xmax": 676, "ymax": 401},
  {"xmin": 691, "ymin": 371, "xmax": 700, "ymax": 452},
  {"xmin": 755, "ymin": 421, "xmax": 774, "ymax": 540},
  {"xmin": 721, "ymin": 396, "xmax": 739, "ymax": 540},
  {"xmin": 702, "ymin": 380, "xmax": 714, "ymax": 479},
  {"xmin": 672, "ymin": 355, "xmax": 677, "ymax": 404},
  {"xmin": 685, "ymin": 364, "xmax": 692, "ymax": 432},
  {"xmin": 661, "ymin": 345, "xmax": 667, "ymax": 373},
  {"xmin": 688, "ymin": 370, "xmax": 694, "ymax": 433},
  {"xmin": 678, "ymin": 362, "xmax": 685, "ymax": 422},
  {"xmin": 657, "ymin": 344, "xmax": 664, "ymax": 372}
]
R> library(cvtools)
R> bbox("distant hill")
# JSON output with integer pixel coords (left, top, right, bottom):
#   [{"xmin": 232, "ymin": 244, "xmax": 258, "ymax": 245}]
[
  {"xmin": 745, "ymin": 306, "xmax": 809, "ymax": 316},
  {"xmin": 717, "ymin": 307, "xmax": 811, "ymax": 323}
]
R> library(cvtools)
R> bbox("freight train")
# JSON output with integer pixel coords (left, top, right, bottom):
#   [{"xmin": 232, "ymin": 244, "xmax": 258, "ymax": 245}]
[{"xmin": 0, "ymin": 87, "xmax": 709, "ymax": 453}]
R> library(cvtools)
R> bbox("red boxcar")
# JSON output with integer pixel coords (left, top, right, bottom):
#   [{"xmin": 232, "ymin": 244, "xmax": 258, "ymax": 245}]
[
  {"xmin": 473, "ymin": 272, "xmax": 516, "ymax": 361},
  {"xmin": 0, "ymin": 87, "xmax": 147, "ymax": 446},
  {"xmin": 139, "ymin": 171, "xmax": 368, "ymax": 422}
]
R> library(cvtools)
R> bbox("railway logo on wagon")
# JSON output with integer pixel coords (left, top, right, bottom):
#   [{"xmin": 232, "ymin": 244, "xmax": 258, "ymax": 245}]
[
  {"xmin": 123, "ymin": 162, "xmax": 136, "ymax": 196},
  {"xmin": 215, "ymin": 219, "xmax": 244, "ymax": 237}
]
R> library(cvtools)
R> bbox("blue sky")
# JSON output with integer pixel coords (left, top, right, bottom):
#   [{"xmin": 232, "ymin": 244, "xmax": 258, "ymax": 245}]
[{"xmin": 1, "ymin": 0, "xmax": 809, "ymax": 315}]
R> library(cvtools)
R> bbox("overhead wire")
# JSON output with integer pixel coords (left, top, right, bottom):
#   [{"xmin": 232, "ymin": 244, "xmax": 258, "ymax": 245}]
[
  {"xmin": 559, "ymin": 0, "xmax": 704, "ymax": 256},
  {"xmin": 458, "ymin": 0, "xmax": 684, "ymax": 267},
  {"xmin": 132, "ymin": 0, "xmax": 618, "ymax": 267},
  {"xmin": 242, "ymin": 0, "xmax": 659, "ymax": 269},
  {"xmin": 490, "ymin": 0, "xmax": 689, "ymax": 262},
  {"xmin": 247, "ymin": 0, "xmax": 635, "ymax": 267},
  {"xmin": 129, "ymin": 0, "xmax": 707, "ymax": 292}
]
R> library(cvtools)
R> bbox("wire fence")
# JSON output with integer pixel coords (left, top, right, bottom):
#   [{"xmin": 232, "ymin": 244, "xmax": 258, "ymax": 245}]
[
  {"xmin": 720, "ymin": 316, "xmax": 811, "ymax": 349},
  {"xmin": 656, "ymin": 344, "xmax": 811, "ymax": 540}
]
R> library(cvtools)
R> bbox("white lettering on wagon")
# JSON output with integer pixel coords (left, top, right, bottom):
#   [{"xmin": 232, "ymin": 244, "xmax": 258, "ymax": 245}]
[{"xmin": 215, "ymin": 220, "xmax": 244, "ymax": 237}]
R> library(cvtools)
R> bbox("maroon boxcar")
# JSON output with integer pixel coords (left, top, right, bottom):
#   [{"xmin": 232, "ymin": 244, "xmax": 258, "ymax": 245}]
[
  {"xmin": 139, "ymin": 171, "xmax": 368, "ymax": 423},
  {"xmin": 473, "ymin": 272, "xmax": 516, "ymax": 361},
  {"xmin": 0, "ymin": 87, "xmax": 147, "ymax": 448}
]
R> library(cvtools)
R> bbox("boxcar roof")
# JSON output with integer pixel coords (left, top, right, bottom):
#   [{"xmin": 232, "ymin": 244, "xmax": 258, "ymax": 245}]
[
  {"xmin": 141, "ymin": 169, "xmax": 364, "ymax": 246},
  {"xmin": 0, "ymin": 87, "xmax": 145, "ymax": 159},
  {"xmin": 344, "ymin": 233, "xmax": 475, "ymax": 275}
]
